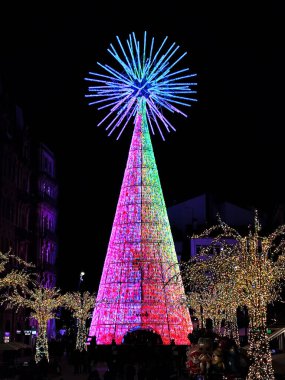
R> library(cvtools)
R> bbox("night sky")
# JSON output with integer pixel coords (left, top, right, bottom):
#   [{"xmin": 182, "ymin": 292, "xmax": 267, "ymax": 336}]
[{"xmin": 8, "ymin": 3, "xmax": 285, "ymax": 291}]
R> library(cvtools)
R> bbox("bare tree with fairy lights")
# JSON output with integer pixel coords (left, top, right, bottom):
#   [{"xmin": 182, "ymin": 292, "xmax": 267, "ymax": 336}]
[
  {"xmin": 231, "ymin": 215, "xmax": 285, "ymax": 380},
  {"xmin": 178, "ymin": 247, "xmax": 242, "ymax": 346},
  {"xmin": 181, "ymin": 212, "xmax": 285, "ymax": 380},
  {"xmin": 5, "ymin": 284, "xmax": 65, "ymax": 363},
  {"xmin": 63, "ymin": 291, "xmax": 95, "ymax": 351}
]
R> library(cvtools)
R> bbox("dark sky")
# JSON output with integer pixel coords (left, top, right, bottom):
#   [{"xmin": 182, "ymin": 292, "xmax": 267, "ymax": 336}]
[{"xmin": 9, "ymin": 3, "xmax": 285, "ymax": 291}]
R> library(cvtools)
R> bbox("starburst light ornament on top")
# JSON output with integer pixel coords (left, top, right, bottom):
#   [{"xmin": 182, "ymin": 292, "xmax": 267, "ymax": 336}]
[
  {"xmin": 85, "ymin": 32, "xmax": 197, "ymax": 345},
  {"xmin": 85, "ymin": 31, "xmax": 197, "ymax": 139}
]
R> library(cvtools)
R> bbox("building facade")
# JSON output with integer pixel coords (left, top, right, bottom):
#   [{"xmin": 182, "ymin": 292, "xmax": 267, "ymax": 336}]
[
  {"xmin": 35, "ymin": 143, "xmax": 58, "ymax": 339},
  {"xmin": 167, "ymin": 193, "xmax": 256, "ymax": 259},
  {"xmin": 0, "ymin": 85, "xmax": 58, "ymax": 342},
  {"xmin": 35, "ymin": 143, "xmax": 57, "ymax": 291}
]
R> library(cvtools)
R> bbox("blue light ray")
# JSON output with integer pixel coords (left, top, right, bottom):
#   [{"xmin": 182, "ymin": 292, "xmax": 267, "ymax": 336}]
[{"xmin": 85, "ymin": 32, "xmax": 197, "ymax": 139}]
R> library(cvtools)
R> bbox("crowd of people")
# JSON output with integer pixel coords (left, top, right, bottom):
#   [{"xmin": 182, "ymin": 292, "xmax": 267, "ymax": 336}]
[
  {"xmin": 185, "ymin": 329, "xmax": 249, "ymax": 379},
  {"xmin": 0, "ymin": 327, "xmax": 275, "ymax": 379},
  {"xmin": 0, "ymin": 333, "xmax": 188, "ymax": 379},
  {"xmin": 72, "ymin": 337, "xmax": 188, "ymax": 379}
]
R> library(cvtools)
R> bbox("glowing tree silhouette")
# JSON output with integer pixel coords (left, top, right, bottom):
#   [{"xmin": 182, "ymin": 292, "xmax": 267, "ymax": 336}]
[
  {"xmin": 5, "ymin": 285, "xmax": 65, "ymax": 363},
  {"xmin": 64, "ymin": 291, "xmax": 95, "ymax": 351},
  {"xmin": 85, "ymin": 32, "xmax": 197, "ymax": 344},
  {"xmin": 182, "ymin": 214, "xmax": 285, "ymax": 380}
]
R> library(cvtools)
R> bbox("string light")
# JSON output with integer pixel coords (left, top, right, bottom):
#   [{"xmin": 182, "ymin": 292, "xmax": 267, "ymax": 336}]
[
  {"xmin": 5, "ymin": 285, "xmax": 65, "ymax": 363},
  {"xmin": 0, "ymin": 249, "xmax": 34, "ymax": 291},
  {"xmin": 63, "ymin": 291, "xmax": 95, "ymax": 351},
  {"xmin": 174, "ymin": 212, "xmax": 285, "ymax": 379},
  {"xmin": 179, "ymin": 253, "xmax": 241, "ymax": 346}
]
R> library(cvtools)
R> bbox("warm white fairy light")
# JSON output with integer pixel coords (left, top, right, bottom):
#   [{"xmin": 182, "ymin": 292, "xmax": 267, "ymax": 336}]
[
  {"xmin": 178, "ymin": 247, "xmax": 242, "ymax": 347},
  {"xmin": 5, "ymin": 285, "xmax": 65, "ymax": 363},
  {"xmin": 0, "ymin": 249, "xmax": 34, "ymax": 291},
  {"xmin": 63, "ymin": 291, "xmax": 95, "ymax": 351},
  {"xmin": 182, "ymin": 212, "xmax": 285, "ymax": 380}
]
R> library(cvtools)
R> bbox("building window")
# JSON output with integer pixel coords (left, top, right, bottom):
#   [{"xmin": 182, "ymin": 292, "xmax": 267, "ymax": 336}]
[
  {"xmin": 42, "ymin": 153, "xmax": 54, "ymax": 177},
  {"xmin": 41, "ymin": 181, "xmax": 55, "ymax": 199},
  {"xmin": 22, "ymin": 142, "xmax": 30, "ymax": 160}
]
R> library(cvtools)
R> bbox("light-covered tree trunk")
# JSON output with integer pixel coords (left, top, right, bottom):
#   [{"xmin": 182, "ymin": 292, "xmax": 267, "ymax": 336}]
[{"xmin": 35, "ymin": 319, "xmax": 49, "ymax": 363}]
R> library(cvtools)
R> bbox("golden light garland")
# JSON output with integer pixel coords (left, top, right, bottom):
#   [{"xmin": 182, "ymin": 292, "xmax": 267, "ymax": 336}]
[
  {"xmin": 5, "ymin": 284, "xmax": 65, "ymax": 363},
  {"xmin": 63, "ymin": 291, "xmax": 95, "ymax": 351}
]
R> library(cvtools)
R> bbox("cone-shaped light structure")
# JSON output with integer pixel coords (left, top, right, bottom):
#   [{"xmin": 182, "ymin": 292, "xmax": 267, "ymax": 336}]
[
  {"xmin": 86, "ymin": 32, "xmax": 197, "ymax": 344},
  {"xmin": 89, "ymin": 99, "xmax": 192, "ymax": 344}
]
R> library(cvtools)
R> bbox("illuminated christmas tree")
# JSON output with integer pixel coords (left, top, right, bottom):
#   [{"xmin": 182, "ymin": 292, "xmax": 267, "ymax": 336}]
[{"xmin": 85, "ymin": 32, "xmax": 197, "ymax": 344}]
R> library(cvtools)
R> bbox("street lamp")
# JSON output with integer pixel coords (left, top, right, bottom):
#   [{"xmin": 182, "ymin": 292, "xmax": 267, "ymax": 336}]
[
  {"xmin": 79, "ymin": 271, "xmax": 85, "ymax": 283},
  {"xmin": 78, "ymin": 271, "xmax": 85, "ymax": 290}
]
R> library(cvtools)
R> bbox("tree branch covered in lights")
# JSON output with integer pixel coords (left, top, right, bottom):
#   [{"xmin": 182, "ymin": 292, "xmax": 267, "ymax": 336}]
[
  {"xmin": 0, "ymin": 249, "xmax": 34, "ymax": 291},
  {"xmin": 63, "ymin": 291, "xmax": 95, "ymax": 351},
  {"xmin": 184, "ymin": 212, "xmax": 285, "ymax": 380},
  {"xmin": 4, "ymin": 285, "xmax": 65, "ymax": 363}
]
